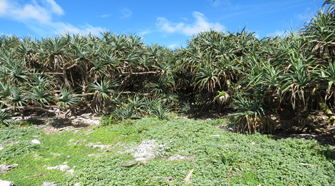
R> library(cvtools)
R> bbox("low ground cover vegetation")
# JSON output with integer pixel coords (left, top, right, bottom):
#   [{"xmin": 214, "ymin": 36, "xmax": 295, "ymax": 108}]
[
  {"xmin": 1, "ymin": 1, "xmax": 335, "ymax": 185},
  {"xmin": 0, "ymin": 117, "xmax": 334, "ymax": 185},
  {"xmin": 1, "ymin": 1, "xmax": 335, "ymax": 134}
]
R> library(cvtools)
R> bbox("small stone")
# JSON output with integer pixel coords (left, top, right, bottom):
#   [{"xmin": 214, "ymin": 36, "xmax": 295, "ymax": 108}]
[
  {"xmin": 74, "ymin": 183, "xmax": 80, "ymax": 186},
  {"xmin": 65, "ymin": 169, "xmax": 74, "ymax": 175},
  {"xmin": 167, "ymin": 154, "xmax": 195, "ymax": 161},
  {"xmin": 86, "ymin": 143, "xmax": 93, "ymax": 147},
  {"xmin": 47, "ymin": 166, "xmax": 59, "ymax": 170},
  {"xmin": 0, "ymin": 163, "xmax": 19, "ymax": 173},
  {"xmin": 0, "ymin": 180, "xmax": 14, "ymax": 186},
  {"xmin": 81, "ymin": 113, "xmax": 92, "ymax": 118},
  {"xmin": 92, "ymin": 145, "xmax": 111, "ymax": 149},
  {"xmin": 46, "ymin": 165, "xmax": 69, "ymax": 171},
  {"xmin": 31, "ymin": 139, "xmax": 41, "ymax": 144},
  {"xmin": 41, "ymin": 182, "xmax": 57, "ymax": 186},
  {"xmin": 50, "ymin": 152, "xmax": 61, "ymax": 156},
  {"xmin": 58, "ymin": 165, "xmax": 70, "ymax": 171}
]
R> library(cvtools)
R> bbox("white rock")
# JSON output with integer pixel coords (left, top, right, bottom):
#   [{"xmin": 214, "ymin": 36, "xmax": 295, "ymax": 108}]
[
  {"xmin": 0, "ymin": 145, "xmax": 4, "ymax": 151},
  {"xmin": 46, "ymin": 165, "xmax": 69, "ymax": 171},
  {"xmin": 50, "ymin": 152, "xmax": 61, "ymax": 156},
  {"xmin": 47, "ymin": 166, "xmax": 59, "ymax": 170},
  {"xmin": 86, "ymin": 143, "xmax": 93, "ymax": 147},
  {"xmin": 167, "ymin": 154, "xmax": 186, "ymax": 161},
  {"xmin": 74, "ymin": 183, "xmax": 80, "ymax": 186},
  {"xmin": 167, "ymin": 154, "xmax": 195, "ymax": 161},
  {"xmin": 58, "ymin": 165, "xmax": 70, "ymax": 171},
  {"xmin": 80, "ymin": 113, "xmax": 92, "ymax": 118},
  {"xmin": 41, "ymin": 182, "xmax": 57, "ymax": 186},
  {"xmin": 65, "ymin": 169, "xmax": 74, "ymax": 175},
  {"xmin": 0, "ymin": 180, "xmax": 14, "ymax": 186},
  {"xmin": 0, "ymin": 163, "xmax": 19, "ymax": 173},
  {"xmin": 31, "ymin": 139, "xmax": 41, "ymax": 144},
  {"xmin": 92, "ymin": 145, "xmax": 111, "ymax": 149},
  {"xmin": 132, "ymin": 140, "xmax": 157, "ymax": 162}
]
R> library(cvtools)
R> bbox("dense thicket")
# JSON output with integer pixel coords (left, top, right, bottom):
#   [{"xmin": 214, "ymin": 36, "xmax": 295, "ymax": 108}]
[{"xmin": 1, "ymin": 1, "xmax": 335, "ymax": 134}]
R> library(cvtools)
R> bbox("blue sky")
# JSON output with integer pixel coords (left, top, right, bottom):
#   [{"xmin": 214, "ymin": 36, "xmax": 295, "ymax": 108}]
[{"xmin": 0, "ymin": 0, "xmax": 325, "ymax": 48}]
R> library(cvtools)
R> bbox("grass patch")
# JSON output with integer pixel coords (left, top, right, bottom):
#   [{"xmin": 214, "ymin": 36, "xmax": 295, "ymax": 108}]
[{"xmin": 0, "ymin": 117, "xmax": 334, "ymax": 185}]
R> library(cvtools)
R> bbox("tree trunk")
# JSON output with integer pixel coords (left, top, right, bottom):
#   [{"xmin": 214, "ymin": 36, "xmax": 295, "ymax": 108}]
[{"xmin": 318, "ymin": 95, "xmax": 335, "ymax": 124}]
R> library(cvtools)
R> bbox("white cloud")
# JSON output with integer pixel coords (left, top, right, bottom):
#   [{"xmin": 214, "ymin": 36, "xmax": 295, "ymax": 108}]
[
  {"xmin": 156, "ymin": 11, "xmax": 225, "ymax": 36},
  {"xmin": 209, "ymin": 0, "xmax": 231, "ymax": 7},
  {"xmin": 296, "ymin": 7, "xmax": 313, "ymax": 20},
  {"xmin": 254, "ymin": 34, "xmax": 259, "ymax": 39},
  {"xmin": 0, "ymin": 0, "xmax": 8, "ymax": 15},
  {"xmin": 296, "ymin": 13, "xmax": 312, "ymax": 20},
  {"xmin": 138, "ymin": 29, "xmax": 153, "ymax": 36},
  {"xmin": 168, "ymin": 44, "xmax": 180, "ymax": 49},
  {"xmin": 51, "ymin": 22, "xmax": 105, "ymax": 36},
  {"xmin": 0, "ymin": 0, "xmax": 104, "ymax": 36},
  {"xmin": 181, "ymin": 17, "xmax": 188, "ymax": 21},
  {"xmin": 101, "ymin": 14, "xmax": 111, "ymax": 18},
  {"xmin": 11, "ymin": 3, "xmax": 51, "ymax": 23},
  {"xmin": 267, "ymin": 30, "xmax": 287, "ymax": 37},
  {"xmin": 120, "ymin": 8, "xmax": 132, "ymax": 18},
  {"xmin": 44, "ymin": 0, "xmax": 64, "ymax": 15}
]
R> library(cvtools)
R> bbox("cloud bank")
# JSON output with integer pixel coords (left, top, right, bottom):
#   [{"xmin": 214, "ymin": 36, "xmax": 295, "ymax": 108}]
[
  {"xmin": 267, "ymin": 30, "xmax": 287, "ymax": 37},
  {"xmin": 156, "ymin": 11, "xmax": 225, "ymax": 36},
  {"xmin": 120, "ymin": 8, "xmax": 132, "ymax": 18},
  {"xmin": 0, "ymin": 0, "xmax": 104, "ymax": 36}
]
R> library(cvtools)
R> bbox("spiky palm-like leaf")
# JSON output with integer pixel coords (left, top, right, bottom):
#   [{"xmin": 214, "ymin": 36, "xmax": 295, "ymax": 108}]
[
  {"xmin": 57, "ymin": 89, "xmax": 80, "ymax": 109},
  {"xmin": 127, "ymin": 96, "xmax": 145, "ymax": 115},
  {"xmin": 195, "ymin": 66, "xmax": 221, "ymax": 92},
  {"xmin": 150, "ymin": 102, "xmax": 170, "ymax": 120},
  {"xmin": 0, "ymin": 59, "xmax": 28, "ymax": 83},
  {"xmin": 0, "ymin": 82, "xmax": 11, "ymax": 99},
  {"xmin": 281, "ymin": 50, "xmax": 315, "ymax": 109},
  {"xmin": 29, "ymin": 72, "xmax": 50, "ymax": 89},
  {"xmin": 0, "ymin": 106, "xmax": 11, "ymax": 126},
  {"xmin": 29, "ymin": 87, "xmax": 52, "ymax": 105},
  {"xmin": 90, "ymin": 78, "xmax": 118, "ymax": 102},
  {"xmin": 8, "ymin": 87, "xmax": 27, "ymax": 107},
  {"xmin": 112, "ymin": 107, "xmax": 134, "ymax": 121}
]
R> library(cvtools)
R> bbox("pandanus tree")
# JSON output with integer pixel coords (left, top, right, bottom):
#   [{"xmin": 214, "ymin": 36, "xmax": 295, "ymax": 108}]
[
  {"xmin": 90, "ymin": 78, "xmax": 119, "ymax": 113},
  {"xmin": 300, "ymin": 0, "xmax": 335, "ymax": 118},
  {"xmin": 1, "ymin": 0, "xmax": 335, "ymax": 132}
]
